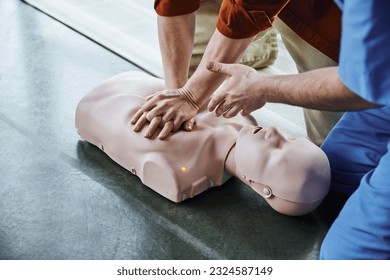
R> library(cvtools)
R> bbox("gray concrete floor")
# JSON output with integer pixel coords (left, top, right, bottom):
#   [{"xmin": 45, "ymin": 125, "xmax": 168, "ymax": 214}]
[{"xmin": 0, "ymin": 0, "xmax": 341, "ymax": 260}]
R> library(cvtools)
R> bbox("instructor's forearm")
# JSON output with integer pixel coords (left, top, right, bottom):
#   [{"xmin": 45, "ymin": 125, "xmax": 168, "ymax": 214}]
[
  {"xmin": 187, "ymin": 29, "xmax": 254, "ymax": 107},
  {"xmin": 263, "ymin": 67, "xmax": 379, "ymax": 111},
  {"xmin": 158, "ymin": 14, "xmax": 196, "ymax": 88}
]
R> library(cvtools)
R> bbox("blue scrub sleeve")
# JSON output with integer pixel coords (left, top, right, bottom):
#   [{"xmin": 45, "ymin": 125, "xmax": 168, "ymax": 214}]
[{"xmin": 338, "ymin": 0, "xmax": 390, "ymax": 105}]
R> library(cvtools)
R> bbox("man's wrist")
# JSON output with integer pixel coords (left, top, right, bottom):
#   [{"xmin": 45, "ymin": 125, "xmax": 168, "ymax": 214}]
[{"xmin": 178, "ymin": 87, "xmax": 200, "ymax": 111}]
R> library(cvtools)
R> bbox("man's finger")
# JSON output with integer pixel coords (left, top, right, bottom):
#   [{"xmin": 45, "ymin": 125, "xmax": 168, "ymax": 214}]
[
  {"xmin": 158, "ymin": 121, "xmax": 174, "ymax": 140},
  {"xmin": 144, "ymin": 116, "xmax": 161, "ymax": 138},
  {"xmin": 215, "ymin": 99, "xmax": 232, "ymax": 117},
  {"xmin": 146, "ymin": 107, "xmax": 163, "ymax": 121},
  {"xmin": 161, "ymin": 109, "xmax": 176, "ymax": 124},
  {"xmin": 241, "ymin": 108, "xmax": 252, "ymax": 116},
  {"xmin": 172, "ymin": 118, "xmax": 183, "ymax": 132},
  {"xmin": 133, "ymin": 113, "xmax": 149, "ymax": 132},
  {"xmin": 183, "ymin": 117, "xmax": 195, "ymax": 131},
  {"xmin": 223, "ymin": 105, "xmax": 241, "ymax": 118},
  {"xmin": 131, "ymin": 108, "xmax": 144, "ymax": 124},
  {"xmin": 142, "ymin": 95, "xmax": 160, "ymax": 112},
  {"xmin": 145, "ymin": 91, "xmax": 161, "ymax": 102},
  {"xmin": 208, "ymin": 91, "xmax": 227, "ymax": 112},
  {"xmin": 206, "ymin": 61, "xmax": 232, "ymax": 76}
]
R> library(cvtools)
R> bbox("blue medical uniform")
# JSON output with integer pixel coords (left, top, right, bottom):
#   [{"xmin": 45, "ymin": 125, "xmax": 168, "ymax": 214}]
[{"xmin": 320, "ymin": 0, "xmax": 390, "ymax": 259}]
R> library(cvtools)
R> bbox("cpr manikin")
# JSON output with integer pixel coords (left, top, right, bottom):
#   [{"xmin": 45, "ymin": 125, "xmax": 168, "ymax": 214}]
[{"xmin": 75, "ymin": 71, "xmax": 330, "ymax": 216}]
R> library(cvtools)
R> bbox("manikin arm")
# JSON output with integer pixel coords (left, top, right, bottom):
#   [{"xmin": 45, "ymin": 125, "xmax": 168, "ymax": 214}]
[{"xmin": 207, "ymin": 63, "xmax": 379, "ymax": 116}]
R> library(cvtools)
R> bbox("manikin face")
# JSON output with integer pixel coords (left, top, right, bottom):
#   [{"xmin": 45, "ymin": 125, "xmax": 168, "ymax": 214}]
[{"xmin": 235, "ymin": 126, "xmax": 330, "ymax": 209}]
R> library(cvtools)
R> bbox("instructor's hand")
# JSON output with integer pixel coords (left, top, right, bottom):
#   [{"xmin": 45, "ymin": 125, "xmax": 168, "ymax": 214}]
[{"xmin": 207, "ymin": 62, "xmax": 266, "ymax": 117}]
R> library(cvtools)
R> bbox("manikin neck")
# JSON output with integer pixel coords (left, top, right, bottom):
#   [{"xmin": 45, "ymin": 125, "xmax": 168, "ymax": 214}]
[
  {"xmin": 225, "ymin": 143, "xmax": 238, "ymax": 177},
  {"xmin": 225, "ymin": 142, "xmax": 274, "ymax": 200}
]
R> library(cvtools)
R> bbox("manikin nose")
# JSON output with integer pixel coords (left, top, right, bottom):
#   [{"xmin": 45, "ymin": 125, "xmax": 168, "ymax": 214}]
[
  {"xmin": 264, "ymin": 127, "xmax": 286, "ymax": 147},
  {"xmin": 264, "ymin": 127, "xmax": 278, "ymax": 139}
]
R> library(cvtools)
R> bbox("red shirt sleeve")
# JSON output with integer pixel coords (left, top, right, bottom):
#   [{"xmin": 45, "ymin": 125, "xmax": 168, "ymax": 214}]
[
  {"xmin": 217, "ymin": 0, "xmax": 290, "ymax": 39},
  {"xmin": 154, "ymin": 0, "xmax": 202, "ymax": 16}
]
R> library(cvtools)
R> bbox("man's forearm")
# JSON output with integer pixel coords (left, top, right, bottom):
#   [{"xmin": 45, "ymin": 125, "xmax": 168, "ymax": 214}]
[
  {"xmin": 158, "ymin": 13, "xmax": 196, "ymax": 89},
  {"xmin": 263, "ymin": 67, "xmax": 379, "ymax": 111},
  {"xmin": 187, "ymin": 29, "xmax": 254, "ymax": 107}
]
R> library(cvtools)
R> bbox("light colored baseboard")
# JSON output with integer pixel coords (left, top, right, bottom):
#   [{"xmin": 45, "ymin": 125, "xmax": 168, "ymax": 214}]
[{"xmin": 24, "ymin": 0, "xmax": 163, "ymax": 77}]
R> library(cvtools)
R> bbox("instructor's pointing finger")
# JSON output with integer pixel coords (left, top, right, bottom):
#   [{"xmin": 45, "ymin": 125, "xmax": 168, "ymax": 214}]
[{"xmin": 206, "ymin": 61, "xmax": 232, "ymax": 76}]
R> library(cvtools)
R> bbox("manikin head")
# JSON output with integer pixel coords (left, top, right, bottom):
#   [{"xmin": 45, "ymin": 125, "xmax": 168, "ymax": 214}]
[{"xmin": 235, "ymin": 126, "xmax": 330, "ymax": 216}]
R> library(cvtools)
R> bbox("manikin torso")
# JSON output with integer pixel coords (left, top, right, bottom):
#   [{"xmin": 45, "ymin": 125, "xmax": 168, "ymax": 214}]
[{"xmin": 75, "ymin": 72, "xmax": 256, "ymax": 202}]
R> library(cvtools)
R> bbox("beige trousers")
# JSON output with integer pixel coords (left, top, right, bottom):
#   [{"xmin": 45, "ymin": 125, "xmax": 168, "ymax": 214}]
[
  {"xmin": 273, "ymin": 18, "xmax": 344, "ymax": 146},
  {"xmin": 190, "ymin": 0, "xmax": 279, "ymax": 76}
]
